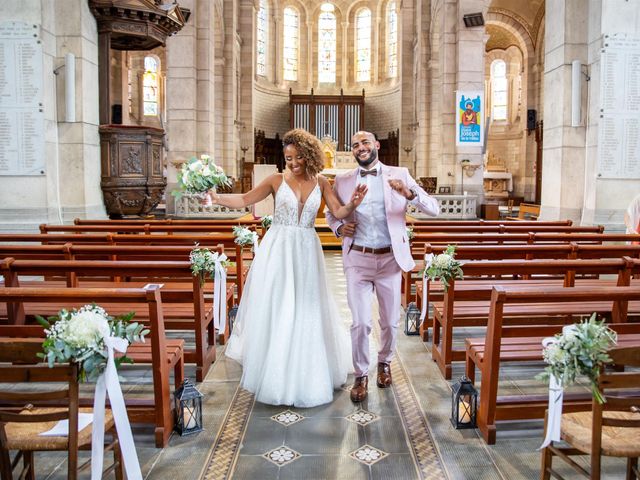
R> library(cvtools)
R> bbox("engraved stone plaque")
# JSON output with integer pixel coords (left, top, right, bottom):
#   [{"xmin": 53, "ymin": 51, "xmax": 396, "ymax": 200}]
[{"xmin": 0, "ymin": 21, "xmax": 45, "ymax": 175}]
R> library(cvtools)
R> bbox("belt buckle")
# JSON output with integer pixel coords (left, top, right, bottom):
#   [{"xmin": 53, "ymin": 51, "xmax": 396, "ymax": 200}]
[{"xmin": 363, "ymin": 246, "xmax": 370, "ymax": 254}]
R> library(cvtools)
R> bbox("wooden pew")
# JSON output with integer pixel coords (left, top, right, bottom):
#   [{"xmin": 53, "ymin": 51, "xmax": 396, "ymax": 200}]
[
  {"xmin": 0, "ymin": 285, "xmax": 183, "ymax": 447},
  {"xmin": 471, "ymin": 285, "xmax": 640, "ymax": 444},
  {"xmin": 406, "ymin": 219, "xmax": 572, "ymax": 226},
  {"xmin": 0, "ymin": 258, "xmax": 225, "ymax": 382},
  {"xmin": 404, "ymin": 240, "xmax": 640, "ymax": 308},
  {"xmin": 40, "ymin": 223, "xmax": 263, "ymax": 236},
  {"xmin": 409, "ymin": 225, "xmax": 603, "ymax": 234},
  {"xmin": 506, "ymin": 202, "xmax": 540, "ymax": 220},
  {"xmin": 425, "ymin": 258, "xmax": 634, "ymax": 379},
  {"xmin": 74, "ymin": 217, "xmax": 262, "ymax": 227}
]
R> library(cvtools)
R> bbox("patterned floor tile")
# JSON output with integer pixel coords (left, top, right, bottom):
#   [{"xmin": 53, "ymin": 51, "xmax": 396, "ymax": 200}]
[
  {"xmin": 349, "ymin": 444, "xmax": 389, "ymax": 466},
  {"xmin": 271, "ymin": 410, "xmax": 304, "ymax": 426},
  {"xmin": 346, "ymin": 408, "xmax": 379, "ymax": 426},
  {"xmin": 262, "ymin": 446, "xmax": 301, "ymax": 466}
]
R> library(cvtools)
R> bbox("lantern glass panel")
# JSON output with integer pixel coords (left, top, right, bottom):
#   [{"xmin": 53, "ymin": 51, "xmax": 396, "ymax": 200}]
[
  {"xmin": 174, "ymin": 379, "xmax": 204, "ymax": 435},
  {"xmin": 450, "ymin": 376, "xmax": 477, "ymax": 429},
  {"xmin": 404, "ymin": 302, "xmax": 421, "ymax": 336}
]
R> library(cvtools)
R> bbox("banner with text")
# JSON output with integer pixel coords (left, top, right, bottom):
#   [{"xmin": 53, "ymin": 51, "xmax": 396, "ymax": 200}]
[{"xmin": 455, "ymin": 91, "xmax": 484, "ymax": 147}]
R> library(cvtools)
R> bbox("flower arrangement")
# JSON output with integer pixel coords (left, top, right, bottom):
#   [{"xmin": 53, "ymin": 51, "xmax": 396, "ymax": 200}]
[
  {"xmin": 406, "ymin": 226, "xmax": 415, "ymax": 241},
  {"xmin": 232, "ymin": 226, "xmax": 259, "ymax": 249},
  {"xmin": 189, "ymin": 246, "xmax": 229, "ymax": 286},
  {"xmin": 172, "ymin": 154, "xmax": 231, "ymax": 200},
  {"xmin": 37, "ymin": 305, "xmax": 148, "ymax": 382},
  {"xmin": 537, "ymin": 314, "xmax": 617, "ymax": 404},
  {"xmin": 261, "ymin": 215, "xmax": 273, "ymax": 230},
  {"xmin": 422, "ymin": 245, "xmax": 463, "ymax": 291}
]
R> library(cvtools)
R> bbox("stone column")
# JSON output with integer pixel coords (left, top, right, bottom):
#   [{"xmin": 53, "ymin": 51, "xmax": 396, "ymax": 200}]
[
  {"xmin": 165, "ymin": 0, "xmax": 197, "ymax": 212},
  {"xmin": 541, "ymin": 0, "xmax": 589, "ymax": 221},
  {"xmin": 449, "ymin": 0, "xmax": 488, "ymax": 197}
]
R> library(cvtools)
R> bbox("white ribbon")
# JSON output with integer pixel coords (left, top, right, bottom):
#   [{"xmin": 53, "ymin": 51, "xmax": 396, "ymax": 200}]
[
  {"xmin": 540, "ymin": 372, "xmax": 563, "ymax": 449},
  {"xmin": 420, "ymin": 253, "xmax": 434, "ymax": 322},
  {"xmin": 92, "ymin": 336, "xmax": 142, "ymax": 480},
  {"xmin": 539, "ymin": 324, "xmax": 578, "ymax": 449},
  {"xmin": 252, "ymin": 235, "xmax": 259, "ymax": 253},
  {"xmin": 213, "ymin": 253, "xmax": 228, "ymax": 334}
]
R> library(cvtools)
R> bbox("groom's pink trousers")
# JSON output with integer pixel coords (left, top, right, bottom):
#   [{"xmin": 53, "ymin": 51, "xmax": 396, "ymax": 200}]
[{"xmin": 344, "ymin": 249, "xmax": 402, "ymax": 377}]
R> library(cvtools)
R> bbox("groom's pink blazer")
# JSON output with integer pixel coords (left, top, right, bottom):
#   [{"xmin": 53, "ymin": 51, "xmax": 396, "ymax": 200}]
[{"xmin": 326, "ymin": 163, "xmax": 439, "ymax": 272}]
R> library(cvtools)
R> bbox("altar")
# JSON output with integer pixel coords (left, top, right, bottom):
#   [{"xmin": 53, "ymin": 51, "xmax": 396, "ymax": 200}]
[{"xmin": 483, "ymin": 153, "xmax": 513, "ymax": 198}]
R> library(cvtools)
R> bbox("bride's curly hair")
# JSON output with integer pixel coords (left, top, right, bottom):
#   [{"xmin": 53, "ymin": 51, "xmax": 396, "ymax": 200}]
[{"xmin": 282, "ymin": 129, "xmax": 325, "ymax": 177}]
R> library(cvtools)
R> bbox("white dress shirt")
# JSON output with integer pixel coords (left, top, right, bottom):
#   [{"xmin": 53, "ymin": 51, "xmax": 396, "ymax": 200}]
[{"xmin": 353, "ymin": 163, "xmax": 392, "ymax": 249}]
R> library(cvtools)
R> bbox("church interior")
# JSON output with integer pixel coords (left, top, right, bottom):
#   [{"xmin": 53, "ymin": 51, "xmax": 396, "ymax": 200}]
[{"xmin": 1, "ymin": 0, "xmax": 640, "ymax": 479}]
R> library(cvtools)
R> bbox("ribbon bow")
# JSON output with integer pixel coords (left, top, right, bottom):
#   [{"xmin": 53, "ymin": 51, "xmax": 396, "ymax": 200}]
[
  {"xmin": 420, "ymin": 253, "xmax": 434, "ymax": 323},
  {"xmin": 92, "ymin": 336, "xmax": 142, "ymax": 479},
  {"xmin": 213, "ymin": 253, "xmax": 228, "ymax": 335}
]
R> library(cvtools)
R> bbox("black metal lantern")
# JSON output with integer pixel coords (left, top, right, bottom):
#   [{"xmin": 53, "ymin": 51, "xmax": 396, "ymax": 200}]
[
  {"xmin": 404, "ymin": 302, "xmax": 422, "ymax": 336},
  {"xmin": 451, "ymin": 376, "xmax": 478, "ymax": 429},
  {"xmin": 174, "ymin": 379, "xmax": 203, "ymax": 435},
  {"xmin": 228, "ymin": 304, "xmax": 239, "ymax": 334}
]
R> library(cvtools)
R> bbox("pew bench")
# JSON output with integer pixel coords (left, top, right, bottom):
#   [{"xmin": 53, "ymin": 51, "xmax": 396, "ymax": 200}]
[
  {"xmin": 0, "ymin": 258, "xmax": 229, "ymax": 382},
  {"xmin": 474, "ymin": 285, "xmax": 640, "ymax": 445},
  {"xmin": 422, "ymin": 258, "xmax": 634, "ymax": 379},
  {"xmin": 0, "ymin": 285, "xmax": 182, "ymax": 447}
]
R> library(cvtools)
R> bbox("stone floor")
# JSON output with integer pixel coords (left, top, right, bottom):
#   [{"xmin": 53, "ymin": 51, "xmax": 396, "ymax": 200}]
[{"xmin": 8, "ymin": 252, "xmax": 632, "ymax": 479}]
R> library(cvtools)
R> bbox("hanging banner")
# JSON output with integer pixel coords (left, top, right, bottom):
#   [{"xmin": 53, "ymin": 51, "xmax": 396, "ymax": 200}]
[{"xmin": 455, "ymin": 91, "xmax": 484, "ymax": 147}]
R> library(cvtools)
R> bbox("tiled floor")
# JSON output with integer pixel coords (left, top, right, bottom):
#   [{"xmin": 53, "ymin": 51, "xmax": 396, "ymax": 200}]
[{"xmin": 12, "ymin": 252, "xmax": 633, "ymax": 479}]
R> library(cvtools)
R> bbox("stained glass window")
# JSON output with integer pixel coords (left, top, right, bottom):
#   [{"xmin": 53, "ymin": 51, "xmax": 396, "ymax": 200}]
[
  {"xmin": 143, "ymin": 56, "xmax": 159, "ymax": 116},
  {"xmin": 355, "ymin": 8, "xmax": 371, "ymax": 82},
  {"xmin": 256, "ymin": 0, "xmax": 268, "ymax": 77},
  {"xmin": 318, "ymin": 9, "xmax": 336, "ymax": 83},
  {"xmin": 283, "ymin": 7, "xmax": 299, "ymax": 81},
  {"xmin": 387, "ymin": 1, "xmax": 397, "ymax": 78},
  {"xmin": 491, "ymin": 60, "xmax": 508, "ymax": 120}
]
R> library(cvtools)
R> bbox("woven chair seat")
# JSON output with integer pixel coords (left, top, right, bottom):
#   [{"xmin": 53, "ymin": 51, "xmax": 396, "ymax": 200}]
[
  {"xmin": 4, "ymin": 407, "xmax": 114, "ymax": 451},
  {"xmin": 562, "ymin": 410, "xmax": 640, "ymax": 458}
]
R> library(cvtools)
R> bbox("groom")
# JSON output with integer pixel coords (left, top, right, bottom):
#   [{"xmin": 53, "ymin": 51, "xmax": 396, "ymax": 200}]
[{"xmin": 326, "ymin": 131, "xmax": 439, "ymax": 402}]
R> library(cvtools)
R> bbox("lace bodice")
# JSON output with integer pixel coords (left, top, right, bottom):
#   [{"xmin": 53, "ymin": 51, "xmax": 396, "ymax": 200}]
[{"xmin": 273, "ymin": 179, "xmax": 321, "ymax": 228}]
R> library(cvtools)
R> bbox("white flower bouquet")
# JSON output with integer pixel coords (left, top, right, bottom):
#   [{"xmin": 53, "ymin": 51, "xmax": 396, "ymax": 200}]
[
  {"xmin": 190, "ymin": 246, "xmax": 230, "ymax": 286},
  {"xmin": 406, "ymin": 226, "xmax": 415, "ymax": 241},
  {"xmin": 422, "ymin": 245, "xmax": 463, "ymax": 291},
  {"xmin": 232, "ymin": 226, "xmax": 259, "ymax": 249},
  {"xmin": 261, "ymin": 215, "xmax": 273, "ymax": 230},
  {"xmin": 37, "ymin": 305, "xmax": 148, "ymax": 382},
  {"xmin": 537, "ymin": 314, "xmax": 617, "ymax": 404},
  {"xmin": 172, "ymin": 154, "xmax": 231, "ymax": 200}
]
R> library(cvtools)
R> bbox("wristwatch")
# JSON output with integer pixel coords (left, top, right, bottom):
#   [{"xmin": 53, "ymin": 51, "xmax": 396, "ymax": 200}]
[{"xmin": 407, "ymin": 188, "xmax": 418, "ymax": 201}]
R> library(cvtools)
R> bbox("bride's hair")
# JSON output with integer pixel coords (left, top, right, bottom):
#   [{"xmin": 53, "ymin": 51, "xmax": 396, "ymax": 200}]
[{"xmin": 282, "ymin": 129, "xmax": 324, "ymax": 177}]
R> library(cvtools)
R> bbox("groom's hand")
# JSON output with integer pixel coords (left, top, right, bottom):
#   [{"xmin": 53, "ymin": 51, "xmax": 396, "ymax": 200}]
[{"xmin": 337, "ymin": 222, "xmax": 357, "ymax": 237}]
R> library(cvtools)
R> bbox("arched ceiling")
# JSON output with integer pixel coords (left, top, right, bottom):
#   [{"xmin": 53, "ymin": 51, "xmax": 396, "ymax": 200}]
[
  {"xmin": 488, "ymin": 0, "xmax": 544, "ymax": 48},
  {"xmin": 485, "ymin": 24, "xmax": 519, "ymax": 52}
]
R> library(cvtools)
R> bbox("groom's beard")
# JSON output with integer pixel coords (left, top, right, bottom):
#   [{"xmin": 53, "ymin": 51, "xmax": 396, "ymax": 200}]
[{"xmin": 355, "ymin": 148, "xmax": 378, "ymax": 168}]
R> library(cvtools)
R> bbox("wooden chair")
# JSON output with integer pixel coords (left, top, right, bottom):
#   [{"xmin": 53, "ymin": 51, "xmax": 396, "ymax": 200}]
[
  {"xmin": 540, "ymin": 344, "xmax": 640, "ymax": 480},
  {"xmin": 0, "ymin": 340, "xmax": 123, "ymax": 480}
]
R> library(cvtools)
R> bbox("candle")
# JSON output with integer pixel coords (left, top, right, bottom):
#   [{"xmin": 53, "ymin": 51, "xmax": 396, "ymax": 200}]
[
  {"xmin": 183, "ymin": 407, "xmax": 197, "ymax": 430},
  {"xmin": 458, "ymin": 400, "xmax": 471, "ymax": 424}
]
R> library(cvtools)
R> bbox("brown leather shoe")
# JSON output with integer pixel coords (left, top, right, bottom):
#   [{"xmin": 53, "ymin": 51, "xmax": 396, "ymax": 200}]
[
  {"xmin": 350, "ymin": 376, "xmax": 368, "ymax": 402},
  {"xmin": 377, "ymin": 362, "xmax": 392, "ymax": 388}
]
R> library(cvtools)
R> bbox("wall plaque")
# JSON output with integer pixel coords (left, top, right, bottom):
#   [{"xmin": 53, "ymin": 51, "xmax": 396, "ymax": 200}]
[
  {"xmin": 0, "ymin": 21, "xmax": 45, "ymax": 176},
  {"xmin": 598, "ymin": 33, "xmax": 640, "ymax": 178}
]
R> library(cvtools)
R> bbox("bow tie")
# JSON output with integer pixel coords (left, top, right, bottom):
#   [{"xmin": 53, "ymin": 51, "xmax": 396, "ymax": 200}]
[{"xmin": 360, "ymin": 169, "xmax": 378, "ymax": 177}]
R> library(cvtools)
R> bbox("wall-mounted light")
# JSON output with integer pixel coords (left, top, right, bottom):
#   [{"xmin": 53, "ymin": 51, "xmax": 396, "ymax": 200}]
[
  {"xmin": 53, "ymin": 53, "xmax": 76, "ymax": 123},
  {"xmin": 463, "ymin": 12, "xmax": 484, "ymax": 28}
]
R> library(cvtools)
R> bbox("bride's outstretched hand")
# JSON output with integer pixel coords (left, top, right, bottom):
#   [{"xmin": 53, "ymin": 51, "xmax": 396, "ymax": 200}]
[{"xmin": 350, "ymin": 184, "xmax": 368, "ymax": 208}]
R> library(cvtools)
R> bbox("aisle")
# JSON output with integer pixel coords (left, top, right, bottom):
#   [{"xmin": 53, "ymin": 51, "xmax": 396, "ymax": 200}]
[{"xmin": 199, "ymin": 253, "xmax": 445, "ymax": 480}]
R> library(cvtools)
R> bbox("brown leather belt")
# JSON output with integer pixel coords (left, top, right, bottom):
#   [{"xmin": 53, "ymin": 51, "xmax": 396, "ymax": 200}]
[{"xmin": 351, "ymin": 244, "xmax": 392, "ymax": 255}]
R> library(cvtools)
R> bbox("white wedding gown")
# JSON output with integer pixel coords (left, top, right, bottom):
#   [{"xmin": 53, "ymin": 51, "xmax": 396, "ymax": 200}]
[{"xmin": 225, "ymin": 178, "xmax": 351, "ymax": 407}]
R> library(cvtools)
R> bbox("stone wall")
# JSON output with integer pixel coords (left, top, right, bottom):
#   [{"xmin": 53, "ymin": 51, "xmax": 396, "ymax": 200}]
[{"xmin": 0, "ymin": 0, "xmax": 104, "ymax": 231}]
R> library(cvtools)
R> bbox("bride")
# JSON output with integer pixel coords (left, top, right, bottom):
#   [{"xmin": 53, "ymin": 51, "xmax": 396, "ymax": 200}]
[{"xmin": 209, "ymin": 128, "xmax": 367, "ymax": 407}]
